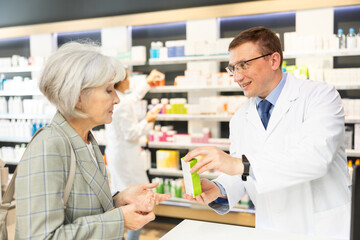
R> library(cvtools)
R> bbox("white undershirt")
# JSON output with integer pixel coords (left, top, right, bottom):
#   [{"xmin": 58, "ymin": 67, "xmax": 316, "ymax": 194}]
[{"xmin": 86, "ymin": 142, "xmax": 98, "ymax": 167}]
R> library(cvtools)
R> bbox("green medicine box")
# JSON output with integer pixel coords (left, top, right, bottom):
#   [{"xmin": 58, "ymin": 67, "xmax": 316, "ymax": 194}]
[{"xmin": 181, "ymin": 157, "xmax": 202, "ymax": 197}]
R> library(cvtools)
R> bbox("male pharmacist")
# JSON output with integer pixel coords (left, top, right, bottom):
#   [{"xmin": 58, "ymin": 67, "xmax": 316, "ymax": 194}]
[{"xmin": 183, "ymin": 26, "xmax": 351, "ymax": 239}]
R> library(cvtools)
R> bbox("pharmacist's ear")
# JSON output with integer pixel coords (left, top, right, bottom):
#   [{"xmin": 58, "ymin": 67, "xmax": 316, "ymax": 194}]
[{"xmin": 270, "ymin": 52, "xmax": 281, "ymax": 70}]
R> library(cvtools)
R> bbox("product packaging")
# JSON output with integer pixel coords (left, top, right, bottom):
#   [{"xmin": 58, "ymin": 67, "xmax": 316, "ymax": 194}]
[{"xmin": 181, "ymin": 157, "xmax": 202, "ymax": 197}]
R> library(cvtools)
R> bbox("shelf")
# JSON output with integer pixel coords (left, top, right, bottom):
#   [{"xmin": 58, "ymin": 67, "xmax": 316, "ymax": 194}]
[
  {"xmin": 0, "ymin": 136, "xmax": 31, "ymax": 142},
  {"xmin": 149, "ymin": 54, "xmax": 229, "ymax": 65},
  {"xmin": 149, "ymin": 83, "xmax": 360, "ymax": 93},
  {"xmin": 283, "ymin": 49, "xmax": 360, "ymax": 58},
  {"xmin": 148, "ymin": 49, "xmax": 360, "ymax": 65},
  {"xmin": 149, "ymin": 85, "xmax": 241, "ymax": 93},
  {"xmin": 0, "ymin": 66, "xmax": 42, "ymax": 73},
  {"xmin": 334, "ymin": 85, "xmax": 360, "ymax": 90},
  {"xmin": 120, "ymin": 60, "xmax": 147, "ymax": 66},
  {"xmin": 0, "ymin": 90, "xmax": 43, "ymax": 96},
  {"xmin": 346, "ymin": 149, "xmax": 360, "ymax": 158},
  {"xmin": 149, "ymin": 168, "xmax": 221, "ymax": 179},
  {"xmin": 156, "ymin": 114, "xmax": 232, "ymax": 121},
  {"xmin": 148, "ymin": 141, "xmax": 229, "ymax": 151},
  {"xmin": 156, "ymin": 115, "xmax": 359, "ymax": 123},
  {"xmin": 345, "ymin": 117, "xmax": 360, "ymax": 124},
  {"xmin": 0, "ymin": 113, "xmax": 53, "ymax": 120}
]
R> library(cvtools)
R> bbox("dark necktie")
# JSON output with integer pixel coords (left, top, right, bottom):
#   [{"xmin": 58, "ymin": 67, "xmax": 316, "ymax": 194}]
[{"xmin": 258, "ymin": 99, "xmax": 272, "ymax": 129}]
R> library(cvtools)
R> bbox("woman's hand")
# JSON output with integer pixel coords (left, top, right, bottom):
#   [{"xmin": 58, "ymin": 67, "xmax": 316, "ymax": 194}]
[
  {"xmin": 115, "ymin": 183, "xmax": 170, "ymax": 211},
  {"xmin": 121, "ymin": 204, "xmax": 155, "ymax": 230}
]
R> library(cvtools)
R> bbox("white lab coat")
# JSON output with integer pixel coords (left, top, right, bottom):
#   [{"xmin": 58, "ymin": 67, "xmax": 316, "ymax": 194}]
[
  {"xmin": 105, "ymin": 81, "xmax": 152, "ymax": 191},
  {"xmin": 213, "ymin": 73, "xmax": 351, "ymax": 239}
]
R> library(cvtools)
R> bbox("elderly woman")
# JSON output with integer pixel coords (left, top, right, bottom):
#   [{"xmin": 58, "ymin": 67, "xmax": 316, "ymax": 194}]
[{"xmin": 15, "ymin": 42, "xmax": 169, "ymax": 239}]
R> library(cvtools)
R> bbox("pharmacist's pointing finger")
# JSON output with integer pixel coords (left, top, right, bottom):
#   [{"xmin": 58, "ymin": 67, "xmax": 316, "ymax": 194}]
[
  {"xmin": 190, "ymin": 156, "xmax": 214, "ymax": 174},
  {"xmin": 184, "ymin": 147, "xmax": 211, "ymax": 162}
]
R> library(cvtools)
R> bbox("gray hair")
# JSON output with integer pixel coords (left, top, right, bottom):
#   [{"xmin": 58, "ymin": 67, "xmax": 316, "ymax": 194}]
[{"xmin": 39, "ymin": 41, "xmax": 126, "ymax": 119}]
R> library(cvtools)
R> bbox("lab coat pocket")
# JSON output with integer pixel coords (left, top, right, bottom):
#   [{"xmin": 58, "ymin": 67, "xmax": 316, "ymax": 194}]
[{"xmin": 313, "ymin": 203, "xmax": 350, "ymax": 239}]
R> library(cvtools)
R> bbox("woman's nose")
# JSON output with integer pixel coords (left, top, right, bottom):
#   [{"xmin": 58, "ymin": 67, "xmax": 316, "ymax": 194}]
[{"xmin": 113, "ymin": 92, "xmax": 120, "ymax": 104}]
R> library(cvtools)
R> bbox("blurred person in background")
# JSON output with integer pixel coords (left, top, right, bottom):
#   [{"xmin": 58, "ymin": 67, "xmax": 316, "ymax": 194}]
[{"xmin": 105, "ymin": 68, "xmax": 164, "ymax": 240}]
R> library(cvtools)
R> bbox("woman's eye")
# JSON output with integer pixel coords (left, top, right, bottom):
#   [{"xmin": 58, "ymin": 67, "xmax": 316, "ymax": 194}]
[{"xmin": 107, "ymin": 90, "xmax": 113, "ymax": 93}]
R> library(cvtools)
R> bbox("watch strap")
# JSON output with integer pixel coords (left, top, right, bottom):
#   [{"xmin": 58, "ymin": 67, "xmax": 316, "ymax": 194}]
[{"xmin": 242, "ymin": 154, "xmax": 250, "ymax": 181}]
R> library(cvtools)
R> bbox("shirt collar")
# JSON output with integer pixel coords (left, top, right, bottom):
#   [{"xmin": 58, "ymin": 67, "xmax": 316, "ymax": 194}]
[{"xmin": 256, "ymin": 72, "xmax": 287, "ymax": 107}]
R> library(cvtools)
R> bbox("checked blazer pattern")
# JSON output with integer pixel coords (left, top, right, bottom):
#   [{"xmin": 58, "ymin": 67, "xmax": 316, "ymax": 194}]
[{"xmin": 15, "ymin": 112, "xmax": 125, "ymax": 239}]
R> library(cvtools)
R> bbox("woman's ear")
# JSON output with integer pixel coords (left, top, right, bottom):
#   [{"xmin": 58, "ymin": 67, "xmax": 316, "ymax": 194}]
[{"xmin": 75, "ymin": 95, "xmax": 82, "ymax": 110}]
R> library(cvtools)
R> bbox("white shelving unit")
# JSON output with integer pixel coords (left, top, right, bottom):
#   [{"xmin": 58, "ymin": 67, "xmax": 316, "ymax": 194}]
[
  {"xmin": 148, "ymin": 49, "xmax": 360, "ymax": 65},
  {"xmin": 149, "ymin": 84, "xmax": 360, "ymax": 93},
  {"xmin": 345, "ymin": 117, "xmax": 360, "ymax": 124},
  {"xmin": 0, "ymin": 113, "xmax": 53, "ymax": 120},
  {"xmin": 0, "ymin": 66, "xmax": 42, "ymax": 73},
  {"xmin": 120, "ymin": 60, "xmax": 147, "ymax": 66},
  {"xmin": 149, "ymin": 85, "xmax": 241, "ymax": 93},
  {"xmin": 346, "ymin": 149, "xmax": 360, "ymax": 158},
  {"xmin": 156, "ymin": 114, "xmax": 231, "ymax": 121},
  {"xmin": 149, "ymin": 54, "xmax": 229, "ymax": 65},
  {"xmin": 148, "ymin": 141, "xmax": 229, "ymax": 151},
  {"xmin": 156, "ymin": 114, "xmax": 360, "ymax": 123},
  {"xmin": 283, "ymin": 49, "xmax": 360, "ymax": 58},
  {"xmin": 0, "ymin": 136, "xmax": 31, "ymax": 143},
  {"xmin": 0, "ymin": 90, "xmax": 42, "ymax": 96}
]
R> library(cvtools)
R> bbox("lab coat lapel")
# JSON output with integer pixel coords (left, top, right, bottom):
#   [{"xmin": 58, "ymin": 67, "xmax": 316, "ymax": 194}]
[
  {"xmin": 266, "ymin": 74, "xmax": 299, "ymax": 136},
  {"xmin": 52, "ymin": 112, "xmax": 113, "ymax": 212},
  {"xmin": 245, "ymin": 98, "xmax": 266, "ymax": 135}
]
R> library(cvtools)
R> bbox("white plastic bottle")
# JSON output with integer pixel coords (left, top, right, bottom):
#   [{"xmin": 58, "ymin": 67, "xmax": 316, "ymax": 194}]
[
  {"xmin": 337, "ymin": 28, "xmax": 346, "ymax": 49},
  {"xmin": 346, "ymin": 28, "xmax": 357, "ymax": 49}
]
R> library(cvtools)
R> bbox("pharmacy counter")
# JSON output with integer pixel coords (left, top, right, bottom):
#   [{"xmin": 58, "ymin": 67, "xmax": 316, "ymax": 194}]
[
  {"xmin": 154, "ymin": 199, "xmax": 255, "ymax": 227},
  {"xmin": 160, "ymin": 219, "xmax": 337, "ymax": 240}
]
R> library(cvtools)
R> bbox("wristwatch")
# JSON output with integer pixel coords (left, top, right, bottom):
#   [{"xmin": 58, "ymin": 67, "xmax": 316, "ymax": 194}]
[{"xmin": 242, "ymin": 154, "xmax": 250, "ymax": 181}]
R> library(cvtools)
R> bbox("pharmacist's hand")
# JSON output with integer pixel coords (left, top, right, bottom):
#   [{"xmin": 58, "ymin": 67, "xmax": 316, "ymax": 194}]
[
  {"xmin": 145, "ymin": 107, "xmax": 161, "ymax": 123},
  {"xmin": 184, "ymin": 146, "xmax": 243, "ymax": 176},
  {"xmin": 121, "ymin": 204, "xmax": 155, "ymax": 230},
  {"xmin": 146, "ymin": 69, "xmax": 165, "ymax": 85},
  {"xmin": 183, "ymin": 179, "xmax": 223, "ymax": 204},
  {"xmin": 119, "ymin": 183, "xmax": 170, "ymax": 210}
]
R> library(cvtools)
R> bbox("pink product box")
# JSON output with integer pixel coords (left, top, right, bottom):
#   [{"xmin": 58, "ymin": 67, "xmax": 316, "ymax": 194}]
[
  {"xmin": 159, "ymin": 132, "xmax": 167, "ymax": 142},
  {"xmin": 148, "ymin": 134, "xmax": 154, "ymax": 142},
  {"xmin": 190, "ymin": 133, "xmax": 209, "ymax": 143}
]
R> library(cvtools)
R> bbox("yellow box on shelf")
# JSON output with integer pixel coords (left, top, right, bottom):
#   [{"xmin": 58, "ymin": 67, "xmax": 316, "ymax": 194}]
[{"xmin": 156, "ymin": 150, "xmax": 179, "ymax": 169}]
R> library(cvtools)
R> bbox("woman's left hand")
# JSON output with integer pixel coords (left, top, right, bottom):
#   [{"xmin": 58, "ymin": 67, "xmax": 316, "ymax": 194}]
[{"xmin": 114, "ymin": 183, "xmax": 170, "ymax": 212}]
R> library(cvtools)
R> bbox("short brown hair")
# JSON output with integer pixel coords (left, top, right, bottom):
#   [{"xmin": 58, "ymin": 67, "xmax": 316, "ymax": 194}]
[{"xmin": 229, "ymin": 26, "xmax": 283, "ymax": 68}]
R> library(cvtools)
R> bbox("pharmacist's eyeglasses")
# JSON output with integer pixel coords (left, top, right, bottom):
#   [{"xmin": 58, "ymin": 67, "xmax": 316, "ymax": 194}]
[{"xmin": 225, "ymin": 53, "xmax": 273, "ymax": 76}]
